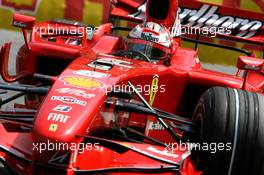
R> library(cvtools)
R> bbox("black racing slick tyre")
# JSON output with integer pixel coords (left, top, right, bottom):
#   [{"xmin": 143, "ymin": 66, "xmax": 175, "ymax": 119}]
[{"xmin": 192, "ymin": 87, "xmax": 264, "ymax": 175}]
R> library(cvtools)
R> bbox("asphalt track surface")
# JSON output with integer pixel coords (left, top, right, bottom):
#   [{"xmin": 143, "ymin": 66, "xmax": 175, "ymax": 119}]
[{"xmin": 0, "ymin": 29, "xmax": 236, "ymax": 175}]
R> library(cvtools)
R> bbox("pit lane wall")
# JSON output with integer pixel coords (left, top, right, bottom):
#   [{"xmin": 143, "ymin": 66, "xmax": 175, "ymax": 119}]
[{"xmin": 0, "ymin": 0, "xmax": 263, "ymax": 65}]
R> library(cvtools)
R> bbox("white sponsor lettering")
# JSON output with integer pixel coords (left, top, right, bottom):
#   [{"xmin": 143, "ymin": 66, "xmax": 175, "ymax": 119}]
[
  {"xmin": 54, "ymin": 88, "xmax": 95, "ymax": 99},
  {"xmin": 148, "ymin": 121, "xmax": 165, "ymax": 130},
  {"xmin": 51, "ymin": 96, "xmax": 87, "ymax": 106},
  {"xmin": 128, "ymin": 3, "xmax": 263, "ymax": 38},
  {"xmin": 88, "ymin": 58, "xmax": 133, "ymax": 70},
  {"xmin": 13, "ymin": 21, "xmax": 27, "ymax": 28},
  {"xmin": 73, "ymin": 70, "xmax": 109, "ymax": 78},
  {"xmin": 178, "ymin": 5, "xmax": 263, "ymax": 38},
  {"xmin": 146, "ymin": 147, "xmax": 178, "ymax": 158},
  {"xmin": 47, "ymin": 113, "xmax": 70, "ymax": 123}
]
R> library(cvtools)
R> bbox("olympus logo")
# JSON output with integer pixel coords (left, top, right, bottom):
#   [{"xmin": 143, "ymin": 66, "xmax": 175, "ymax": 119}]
[{"xmin": 178, "ymin": 4, "xmax": 263, "ymax": 38}]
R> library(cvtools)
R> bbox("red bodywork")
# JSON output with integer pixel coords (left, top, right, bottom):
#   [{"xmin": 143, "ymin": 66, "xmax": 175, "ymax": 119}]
[{"xmin": 0, "ymin": 0, "xmax": 263, "ymax": 175}]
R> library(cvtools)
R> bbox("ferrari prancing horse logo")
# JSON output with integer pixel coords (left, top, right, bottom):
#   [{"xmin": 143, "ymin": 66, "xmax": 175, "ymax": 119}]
[
  {"xmin": 149, "ymin": 75, "xmax": 159, "ymax": 106},
  {"xmin": 49, "ymin": 123, "xmax": 58, "ymax": 132}
]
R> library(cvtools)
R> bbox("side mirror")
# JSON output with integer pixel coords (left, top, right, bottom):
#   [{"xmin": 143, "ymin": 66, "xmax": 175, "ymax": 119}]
[
  {"xmin": 0, "ymin": 43, "xmax": 30, "ymax": 83},
  {"xmin": 237, "ymin": 56, "xmax": 264, "ymax": 73},
  {"xmin": 12, "ymin": 13, "xmax": 36, "ymax": 51},
  {"xmin": 237, "ymin": 56, "xmax": 264, "ymax": 90},
  {"xmin": 12, "ymin": 13, "xmax": 36, "ymax": 30}
]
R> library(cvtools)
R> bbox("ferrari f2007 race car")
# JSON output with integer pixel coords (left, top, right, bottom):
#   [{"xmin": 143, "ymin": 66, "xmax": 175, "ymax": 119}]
[{"xmin": 0, "ymin": 0, "xmax": 264, "ymax": 174}]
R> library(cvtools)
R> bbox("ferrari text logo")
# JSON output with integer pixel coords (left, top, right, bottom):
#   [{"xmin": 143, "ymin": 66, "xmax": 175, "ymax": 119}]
[
  {"xmin": 49, "ymin": 124, "xmax": 58, "ymax": 132},
  {"xmin": 60, "ymin": 76, "xmax": 104, "ymax": 89},
  {"xmin": 47, "ymin": 113, "xmax": 70, "ymax": 123},
  {"xmin": 149, "ymin": 75, "xmax": 159, "ymax": 106}
]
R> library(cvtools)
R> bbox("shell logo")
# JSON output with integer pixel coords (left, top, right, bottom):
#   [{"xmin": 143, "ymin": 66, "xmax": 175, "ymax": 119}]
[{"xmin": 60, "ymin": 76, "xmax": 104, "ymax": 89}]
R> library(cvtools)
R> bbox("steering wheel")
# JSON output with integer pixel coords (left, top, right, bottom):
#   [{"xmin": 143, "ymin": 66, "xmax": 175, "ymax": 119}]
[{"xmin": 113, "ymin": 50, "xmax": 152, "ymax": 62}]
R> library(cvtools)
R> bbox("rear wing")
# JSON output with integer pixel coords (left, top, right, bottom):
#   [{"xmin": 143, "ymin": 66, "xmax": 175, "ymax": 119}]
[{"xmin": 110, "ymin": 0, "xmax": 264, "ymax": 45}]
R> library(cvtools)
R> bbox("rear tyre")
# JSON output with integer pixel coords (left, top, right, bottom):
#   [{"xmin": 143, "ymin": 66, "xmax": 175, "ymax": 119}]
[{"xmin": 192, "ymin": 87, "xmax": 264, "ymax": 175}]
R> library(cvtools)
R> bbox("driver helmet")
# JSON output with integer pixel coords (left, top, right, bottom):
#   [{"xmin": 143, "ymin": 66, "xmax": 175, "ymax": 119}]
[{"xmin": 126, "ymin": 22, "xmax": 173, "ymax": 61}]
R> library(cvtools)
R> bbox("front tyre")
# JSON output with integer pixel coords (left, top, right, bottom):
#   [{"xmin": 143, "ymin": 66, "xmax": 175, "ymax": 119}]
[{"xmin": 192, "ymin": 87, "xmax": 264, "ymax": 175}]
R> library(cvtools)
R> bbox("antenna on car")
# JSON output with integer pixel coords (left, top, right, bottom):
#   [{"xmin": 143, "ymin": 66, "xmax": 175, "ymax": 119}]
[
  {"xmin": 127, "ymin": 81, "xmax": 181, "ymax": 142},
  {"xmin": 93, "ymin": 53, "xmax": 99, "ymax": 72}
]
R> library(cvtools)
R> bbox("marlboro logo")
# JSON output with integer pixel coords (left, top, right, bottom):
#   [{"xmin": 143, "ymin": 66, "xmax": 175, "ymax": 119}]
[
  {"xmin": 129, "ymin": 3, "xmax": 263, "ymax": 38},
  {"xmin": 178, "ymin": 4, "xmax": 263, "ymax": 38}
]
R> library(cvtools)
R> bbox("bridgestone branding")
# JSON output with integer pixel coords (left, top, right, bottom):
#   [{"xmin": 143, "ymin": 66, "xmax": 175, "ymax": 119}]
[{"xmin": 51, "ymin": 96, "xmax": 87, "ymax": 106}]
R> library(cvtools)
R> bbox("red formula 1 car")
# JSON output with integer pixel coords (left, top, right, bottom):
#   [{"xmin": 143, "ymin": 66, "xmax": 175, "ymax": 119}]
[{"xmin": 0, "ymin": 0, "xmax": 264, "ymax": 174}]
